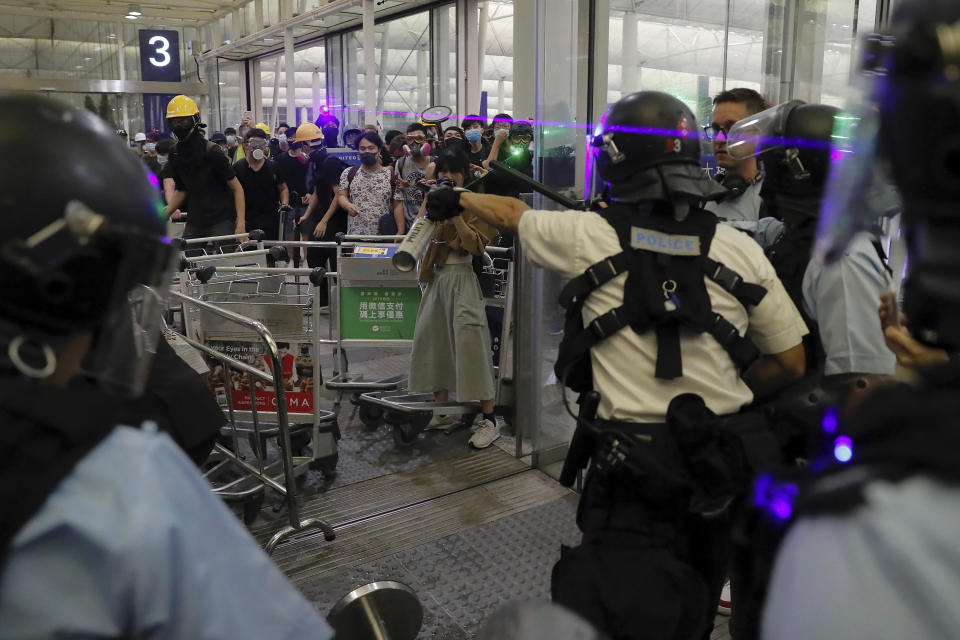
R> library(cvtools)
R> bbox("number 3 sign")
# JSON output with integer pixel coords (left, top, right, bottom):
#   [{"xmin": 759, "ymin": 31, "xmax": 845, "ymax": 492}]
[{"xmin": 138, "ymin": 29, "xmax": 181, "ymax": 82}]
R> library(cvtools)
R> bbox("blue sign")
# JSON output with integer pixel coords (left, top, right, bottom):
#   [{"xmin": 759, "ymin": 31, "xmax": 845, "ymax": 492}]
[
  {"xmin": 143, "ymin": 92, "xmax": 179, "ymax": 135},
  {"xmin": 327, "ymin": 148, "xmax": 360, "ymax": 165},
  {"xmin": 138, "ymin": 29, "xmax": 181, "ymax": 83}
]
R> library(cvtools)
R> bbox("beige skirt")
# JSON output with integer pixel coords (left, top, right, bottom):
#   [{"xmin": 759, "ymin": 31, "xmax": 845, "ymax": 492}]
[{"xmin": 408, "ymin": 264, "xmax": 496, "ymax": 401}]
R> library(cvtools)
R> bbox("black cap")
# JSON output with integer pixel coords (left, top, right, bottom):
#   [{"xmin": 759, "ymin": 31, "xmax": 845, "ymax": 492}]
[{"xmin": 209, "ymin": 131, "xmax": 227, "ymax": 143}]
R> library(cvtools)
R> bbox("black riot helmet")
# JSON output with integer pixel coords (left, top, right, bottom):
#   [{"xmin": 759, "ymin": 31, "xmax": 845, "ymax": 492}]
[
  {"xmin": 591, "ymin": 91, "xmax": 726, "ymax": 215},
  {"xmin": 0, "ymin": 94, "xmax": 174, "ymax": 394},
  {"xmin": 744, "ymin": 102, "xmax": 838, "ymax": 220}
]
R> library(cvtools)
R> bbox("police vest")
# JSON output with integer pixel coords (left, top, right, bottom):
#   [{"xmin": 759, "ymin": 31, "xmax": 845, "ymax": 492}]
[
  {"xmin": 0, "ymin": 379, "xmax": 119, "ymax": 570},
  {"xmin": 554, "ymin": 202, "xmax": 768, "ymax": 392}
]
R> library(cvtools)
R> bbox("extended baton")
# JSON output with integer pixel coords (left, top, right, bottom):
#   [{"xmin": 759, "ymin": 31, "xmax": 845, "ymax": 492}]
[{"xmin": 489, "ymin": 160, "xmax": 585, "ymax": 210}]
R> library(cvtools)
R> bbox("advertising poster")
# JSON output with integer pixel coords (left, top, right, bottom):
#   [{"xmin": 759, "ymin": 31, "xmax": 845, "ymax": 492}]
[{"xmin": 206, "ymin": 340, "xmax": 317, "ymax": 414}]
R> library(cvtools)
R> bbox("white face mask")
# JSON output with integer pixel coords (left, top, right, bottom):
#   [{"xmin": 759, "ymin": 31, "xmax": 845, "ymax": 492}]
[
  {"xmin": 226, "ymin": 135, "xmax": 236, "ymax": 144},
  {"xmin": 156, "ymin": 154, "xmax": 169, "ymax": 165}
]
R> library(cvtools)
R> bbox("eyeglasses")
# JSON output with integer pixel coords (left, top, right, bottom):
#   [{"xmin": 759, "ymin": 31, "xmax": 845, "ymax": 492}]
[{"xmin": 702, "ymin": 124, "xmax": 732, "ymax": 140}]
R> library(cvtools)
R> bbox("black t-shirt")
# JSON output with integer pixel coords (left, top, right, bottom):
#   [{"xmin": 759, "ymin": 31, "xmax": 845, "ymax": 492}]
[
  {"xmin": 467, "ymin": 142, "xmax": 491, "ymax": 168},
  {"xmin": 275, "ymin": 152, "xmax": 309, "ymax": 201},
  {"xmin": 306, "ymin": 150, "xmax": 350, "ymax": 233},
  {"xmin": 233, "ymin": 158, "xmax": 285, "ymax": 226},
  {"xmin": 169, "ymin": 135, "xmax": 236, "ymax": 227}
]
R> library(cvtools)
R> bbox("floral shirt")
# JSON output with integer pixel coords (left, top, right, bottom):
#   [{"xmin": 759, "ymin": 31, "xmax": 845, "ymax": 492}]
[{"xmin": 339, "ymin": 166, "xmax": 394, "ymax": 236}]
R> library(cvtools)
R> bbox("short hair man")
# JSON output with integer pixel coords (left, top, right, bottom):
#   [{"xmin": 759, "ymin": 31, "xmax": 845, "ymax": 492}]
[{"xmin": 704, "ymin": 88, "xmax": 768, "ymax": 223}]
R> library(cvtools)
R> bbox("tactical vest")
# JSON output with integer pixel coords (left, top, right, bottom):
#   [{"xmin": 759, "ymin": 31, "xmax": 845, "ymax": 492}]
[
  {"xmin": 554, "ymin": 202, "xmax": 768, "ymax": 392},
  {"xmin": 736, "ymin": 361, "xmax": 960, "ymax": 640},
  {"xmin": 0, "ymin": 380, "xmax": 119, "ymax": 570}
]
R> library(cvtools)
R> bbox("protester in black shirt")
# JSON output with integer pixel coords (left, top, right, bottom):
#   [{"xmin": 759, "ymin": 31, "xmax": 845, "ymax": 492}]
[
  {"xmin": 275, "ymin": 126, "xmax": 310, "ymax": 258},
  {"xmin": 224, "ymin": 127, "xmax": 239, "ymax": 160},
  {"xmin": 295, "ymin": 123, "xmax": 350, "ymax": 283},
  {"xmin": 164, "ymin": 95, "xmax": 245, "ymax": 238},
  {"xmin": 462, "ymin": 115, "xmax": 491, "ymax": 170},
  {"xmin": 233, "ymin": 128, "xmax": 289, "ymax": 244}
]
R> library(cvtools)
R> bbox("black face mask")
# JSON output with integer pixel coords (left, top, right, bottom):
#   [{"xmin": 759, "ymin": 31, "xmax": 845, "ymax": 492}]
[
  {"xmin": 172, "ymin": 124, "xmax": 195, "ymax": 142},
  {"xmin": 309, "ymin": 145, "xmax": 326, "ymax": 160},
  {"xmin": 359, "ymin": 152, "xmax": 379, "ymax": 166}
]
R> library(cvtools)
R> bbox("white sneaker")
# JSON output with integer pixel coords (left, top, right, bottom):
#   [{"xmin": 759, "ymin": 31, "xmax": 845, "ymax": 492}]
[
  {"xmin": 469, "ymin": 419, "xmax": 501, "ymax": 449},
  {"xmin": 425, "ymin": 414, "xmax": 455, "ymax": 430},
  {"xmin": 717, "ymin": 579, "xmax": 732, "ymax": 616}
]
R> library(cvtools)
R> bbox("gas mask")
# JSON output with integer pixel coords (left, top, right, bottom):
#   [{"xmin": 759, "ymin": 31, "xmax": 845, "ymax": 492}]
[{"xmin": 249, "ymin": 140, "xmax": 268, "ymax": 160}]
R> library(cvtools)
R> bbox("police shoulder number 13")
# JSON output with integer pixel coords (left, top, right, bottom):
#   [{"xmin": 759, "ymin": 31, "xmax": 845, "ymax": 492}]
[{"xmin": 148, "ymin": 35, "xmax": 171, "ymax": 68}]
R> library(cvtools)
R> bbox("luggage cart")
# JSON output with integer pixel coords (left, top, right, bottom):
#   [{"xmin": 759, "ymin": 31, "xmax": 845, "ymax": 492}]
[
  {"xmin": 169, "ymin": 290, "xmax": 336, "ymax": 552},
  {"xmin": 357, "ymin": 246, "xmax": 516, "ymax": 447},
  {"xmin": 323, "ymin": 234, "xmax": 415, "ymax": 408},
  {"xmin": 179, "ymin": 260, "xmax": 341, "ymax": 473}
]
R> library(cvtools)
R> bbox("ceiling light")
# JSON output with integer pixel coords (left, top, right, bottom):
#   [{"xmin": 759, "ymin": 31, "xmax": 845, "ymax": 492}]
[
  {"xmin": 128, "ymin": 4, "xmax": 142, "ymax": 15},
  {"xmin": 107, "ymin": 33, "xmax": 116, "ymax": 38},
  {"xmin": 124, "ymin": 14, "xmax": 138, "ymax": 19}
]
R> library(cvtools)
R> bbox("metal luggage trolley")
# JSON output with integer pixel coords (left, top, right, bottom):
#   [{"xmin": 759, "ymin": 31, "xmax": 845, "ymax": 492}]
[
  {"xmin": 356, "ymin": 245, "xmax": 516, "ymax": 447},
  {"xmin": 175, "ymin": 250, "xmax": 339, "ymax": 549},
  {"xmin": 169, "ymin": 289, "xmax": 336, "ymax": 552},
  {"xmin": 323, "ymin": 233, "xmax": 416, "ymax": 408}
]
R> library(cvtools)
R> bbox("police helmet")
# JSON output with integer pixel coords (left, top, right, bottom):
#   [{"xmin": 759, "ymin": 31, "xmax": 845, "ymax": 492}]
[
  {"xmin": 759, "ymin": 102, "xmax": 838, "ymax": 202},
  {"xmin": 593, "ymin": 91, "xmax": 726, "ymax": 207},
  {"xmin": 0, "ymin": 94, "xmax": 174, "ymax": 393}
]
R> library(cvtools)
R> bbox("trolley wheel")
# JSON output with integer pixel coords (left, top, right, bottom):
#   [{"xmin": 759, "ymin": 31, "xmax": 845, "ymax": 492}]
[
  {"xmin": 392, "ymin": 422, "xmax": 421, "ymax": 448},
  {"xmin": 290, "ymin": 428, "xmax": 312, "ymax": 457},
  {"xmin": 309, "ymin": 452, "xmax": 339, "ymax": 478},
  {"xmin": 358, "ymin": 404, "xmax": 385, "ymax": 429},
  {"xmin": 409, "ymin": 411, "xmax": 433, "ymax": 431},
  {"xmin": 384, "ymin": 411, "xmax": 404, "ymax": 427},
  {"xmin": 350, "ymin": 393, "xmax": 362, "ymax": 406},
  {"xmin": 242, "ymin": 492, "xmax": 265, "ymax": 525}
]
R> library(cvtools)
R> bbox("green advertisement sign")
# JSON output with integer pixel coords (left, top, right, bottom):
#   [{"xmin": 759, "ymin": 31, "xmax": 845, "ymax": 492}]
[{"xmin": 340, "ymin": 286, "xmax": 421, "ymax": 340}]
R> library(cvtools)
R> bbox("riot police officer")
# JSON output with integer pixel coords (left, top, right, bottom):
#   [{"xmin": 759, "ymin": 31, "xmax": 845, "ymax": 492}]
[
  {"xmin": 757, "ymin": 1, "xmax": 960, "ymax": 637},
  {"xmin": 426, "ymin": 91, "xmax": 809, "ymax": 640},
  {"xmin": 727, "ymin": 101, "xmax": 895, "ymax": 390},
  {"xmin": 0, "ymin": 94, "xmax": 333, "ymax": 639}
]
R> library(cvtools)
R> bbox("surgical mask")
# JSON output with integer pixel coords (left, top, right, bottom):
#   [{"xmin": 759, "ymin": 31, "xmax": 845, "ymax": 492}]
[
  {"xmin": 226, "ymin": 135, "xmax": 236, "ymax": 144},
  {"xmin": 359, "ymin": 152, "xmax": 379, "ymax": 166},
  {"xmin": 156, "ymin": 154, "xmax": 169, "ymax": 166},
  {"xmin": 465, "ymin": 129, "xmax": 483, "ymax": 144},
  {"xmin": 144, "ymin": 142, "xmax": 156, "ymax": 153},
  {"xmin": 278, "ymin": 133, "xmax": 287, "ymax": 144}
]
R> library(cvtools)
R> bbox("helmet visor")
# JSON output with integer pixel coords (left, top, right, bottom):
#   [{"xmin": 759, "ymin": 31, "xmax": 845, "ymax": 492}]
[
  {"xmin": 726, "ymin": 101, "xmax": 804, "ymax": 161},
  {"xmin": 81, "ymin": 228, "xmax": 175, "ymax": 396},
  {"xmin": 814, "ymin": 33, "xmax": 903, "ymax": 265}
]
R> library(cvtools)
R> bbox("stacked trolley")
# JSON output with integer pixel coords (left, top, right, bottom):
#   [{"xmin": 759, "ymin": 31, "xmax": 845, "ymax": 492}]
[
  {"xmin": 171, "ymin": 230, "xmax": 338, "ymax": 552},
  {"xmin": 354, "ymin": 244, "xmax": 516, "ymax": 447}
]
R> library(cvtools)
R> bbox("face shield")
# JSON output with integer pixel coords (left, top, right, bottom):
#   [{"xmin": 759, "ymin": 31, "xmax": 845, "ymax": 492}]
[
  {"xmin": 813, "ymin": 34, "xmax": 903, "ymax": 265},
  {"xmin": 726, "ymin": 101, "xmax": 805, "ymax": 162}
]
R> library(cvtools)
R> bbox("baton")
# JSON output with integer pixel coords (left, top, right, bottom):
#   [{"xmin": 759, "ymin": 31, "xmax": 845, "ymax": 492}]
[{"xmin": 489, "ymin": 160, "xmax": 585, "ymax": 211}]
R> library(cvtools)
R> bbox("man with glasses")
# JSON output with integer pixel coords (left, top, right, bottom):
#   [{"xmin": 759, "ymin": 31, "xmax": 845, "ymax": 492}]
[
  {"xmin": 394, "ymin": 123, "xmax": 432, "ymax": 230},
  {"xmin": 704, "ymin": 88, "xmax": 768, "ymax": 224}
]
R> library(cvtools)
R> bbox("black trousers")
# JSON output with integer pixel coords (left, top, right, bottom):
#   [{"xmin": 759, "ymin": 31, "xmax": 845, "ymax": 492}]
[{"xmin": 552, "ymin": 422, "xmax": 730, "ymax": 640}]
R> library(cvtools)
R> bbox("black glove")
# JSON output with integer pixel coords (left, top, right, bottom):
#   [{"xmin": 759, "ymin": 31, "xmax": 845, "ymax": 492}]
[
  {"xmin": 426, "ymin": 186, "xmax": 464, "ymax": 222},
  {"xmin": 279, "ymin": 204, "xmax": 293, "ymax": 214}
]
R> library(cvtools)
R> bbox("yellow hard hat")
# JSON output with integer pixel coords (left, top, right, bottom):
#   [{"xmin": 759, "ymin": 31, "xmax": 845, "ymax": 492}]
[
  {"xmin": 166, "ymin": 95, "xmax": 199, "ymax": 119},
  {"xmin": 294, "ymin": 122, "xmax": 323, "ymax": 143},
  {"xmin": 255, "ymin": 122, "xmax": 270, "ymax": 135}
]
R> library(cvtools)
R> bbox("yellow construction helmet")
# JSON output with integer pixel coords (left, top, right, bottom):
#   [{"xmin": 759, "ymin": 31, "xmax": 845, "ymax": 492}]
[
  {"xmin": 255, "ymin": 122, "xmax": 270, "ymax": 135},
  {"xmin": 165, "ymin": 95, "xmax": 199, "ymax": 119},
  {"xmin": 294, "ymin": 122, "xmax": 323, "ymax": 143}
]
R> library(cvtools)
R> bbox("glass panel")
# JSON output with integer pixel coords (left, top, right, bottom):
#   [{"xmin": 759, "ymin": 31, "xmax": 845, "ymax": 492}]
[
  {"xmin": 481, "ymin": 0, "xmax": 514, "ymax": 122},
  {"xmin": 217, "ymin": 59, "xmax": 247, "ymax": 132},
  {"xmin": 375, "ymin": 10, "xmax": 432, "ymax": 131},
  {"xmin": 292, "ymin": 41, "xmax": 327, "ymax": 126},
  {"xmin": 342, "ymin": 30, "xmax": 364, "ymax": 129},
  {"xmin": 259, "ymin": 53, "xmax": 287, "ymax": 127},
  {"xmin": 432, "ymin": 4, "xmax": 458, "ymax": 123}
]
